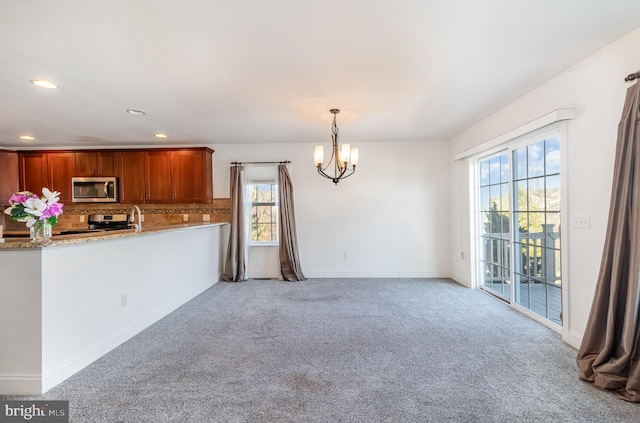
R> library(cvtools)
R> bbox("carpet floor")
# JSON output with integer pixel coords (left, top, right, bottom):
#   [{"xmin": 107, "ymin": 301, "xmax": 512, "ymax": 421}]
[{"xmin": 3, "ymin": 278, "xmax": 638, "ymax": 422}]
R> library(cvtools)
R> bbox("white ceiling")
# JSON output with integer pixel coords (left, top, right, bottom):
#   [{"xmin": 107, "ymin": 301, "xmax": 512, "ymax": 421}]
[{"xmin": 1, "ymin": 0, "xmax": 639, "ymax": 149}]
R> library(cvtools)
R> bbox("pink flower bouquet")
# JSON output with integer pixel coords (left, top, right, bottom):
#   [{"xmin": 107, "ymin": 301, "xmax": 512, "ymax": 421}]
[{"xmin": 4, "ymin": 188, "xmax": 64, "ymax": 228}]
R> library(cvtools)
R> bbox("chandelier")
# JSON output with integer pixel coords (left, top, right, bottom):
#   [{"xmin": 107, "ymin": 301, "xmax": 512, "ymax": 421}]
[{"xmin": 313, "ymin": 109, "xmax": 359, "ymax": 185}]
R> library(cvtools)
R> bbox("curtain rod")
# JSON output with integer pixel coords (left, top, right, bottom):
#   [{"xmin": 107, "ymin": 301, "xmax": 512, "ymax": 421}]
[
  {"xmin": 230, "ymin": 160, "xmax": 291, "ymax": 165},
  {"xmin": 624, "ymin": 71, "xmax": 640, "ymax": 82}
]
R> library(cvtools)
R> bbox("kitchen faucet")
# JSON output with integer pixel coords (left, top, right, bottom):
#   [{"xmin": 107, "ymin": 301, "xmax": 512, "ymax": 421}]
[{"xmin": 130, "ymin": 205, "xmax": 142, "ymax": 232}]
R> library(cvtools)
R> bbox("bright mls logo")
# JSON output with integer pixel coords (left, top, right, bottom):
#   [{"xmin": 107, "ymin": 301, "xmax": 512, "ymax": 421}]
[{"xmin": 0, "ymin": 401, "xmax": 68, "ymax": 423}]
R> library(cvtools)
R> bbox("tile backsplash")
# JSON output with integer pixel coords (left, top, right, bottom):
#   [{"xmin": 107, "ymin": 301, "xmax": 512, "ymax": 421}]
[{"xmin": 1, "ymin": 198, "xmax": 230, "ymax": 232}]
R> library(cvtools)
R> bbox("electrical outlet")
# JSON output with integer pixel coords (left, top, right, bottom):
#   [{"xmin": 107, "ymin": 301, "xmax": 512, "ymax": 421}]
[
  {"xmin": 460, "ymin": 250, "xmax": 465, "ymax": 260},
  {"xmin": 571, "ymin": 213, "xmax": 591, "ymax": 229},
  {"xmin": 344, "ymin": 252, "xmax": 350, "ymax": 260},
  {"xmin": 79, "ymin": 215, "xmax": 85, "ymax": 223},
  {"xmin": 202, "ymin": 214, "xmax": 210, "ymax": 222},
  {"xmin": 183, "ymin": 214, "xmax": 189, "ymax": 222},
  {"xmin": 120, "ymin": 294, "xmax": 127, "ymax": 307},
  {"xmin": 140, "ymin": 215, "xmax": 144, "ymax": 222}
]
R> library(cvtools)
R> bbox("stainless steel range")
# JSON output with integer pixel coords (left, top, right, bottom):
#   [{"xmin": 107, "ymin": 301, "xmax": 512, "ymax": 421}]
[
  {"xmin": 88, "ymin": 214, "xmax": 131, "ymax": 231},
  {"xmin": 58, "ymin": 214, "xmax": 133, "ymax": 235}
]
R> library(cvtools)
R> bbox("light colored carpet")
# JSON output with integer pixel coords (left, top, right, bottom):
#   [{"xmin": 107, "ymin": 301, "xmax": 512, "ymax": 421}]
[{"xmin": 3, "ymin": 278, "xmax": 638, "ymax": 422}]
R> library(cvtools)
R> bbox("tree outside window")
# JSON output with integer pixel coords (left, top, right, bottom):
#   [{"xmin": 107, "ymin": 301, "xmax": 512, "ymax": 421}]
[{"xmin": 251, "ymin": 184, "xmax": 278, "ymax": 243}]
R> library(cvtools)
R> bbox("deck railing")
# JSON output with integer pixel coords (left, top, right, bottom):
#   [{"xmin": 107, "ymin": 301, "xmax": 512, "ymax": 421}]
[{"xmin": 482, "ymin": 223, "xmax": 560, "ymax": 284}]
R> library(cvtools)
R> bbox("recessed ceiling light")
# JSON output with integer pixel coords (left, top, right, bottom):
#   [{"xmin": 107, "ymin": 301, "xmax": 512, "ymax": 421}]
[
  {"xmin": 154, "ymin": 133, "xmax": 168, "ymax": 139},
  {"xmin": 31, "ymin": 79, "xmax": 58, "ymax": 89},
  {"xmin": 126, "ymin": 109, "xmax": 146, "ymax": 115},
  {"xmin": 19, "ymin": 135, "xmax": 35, "ymax": 140}
]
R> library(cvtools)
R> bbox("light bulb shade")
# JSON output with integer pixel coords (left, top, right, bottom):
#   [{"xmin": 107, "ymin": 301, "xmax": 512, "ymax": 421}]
[
  {"xmin": 340, "ymin": 144, "xmax": 351, "ymax": 165},
  {"xmin": 350, "ymin": 147, "xmax": 359, "ymax": 166},
  {"xmin": 314, "ymin": 145, "xmax": 324, "ymax": 166}
]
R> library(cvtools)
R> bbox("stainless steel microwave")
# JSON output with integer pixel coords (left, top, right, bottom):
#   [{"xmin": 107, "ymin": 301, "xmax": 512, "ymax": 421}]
[{"xmin": 71, "ymin": 177, "xmax": 118, "ymax": 203}]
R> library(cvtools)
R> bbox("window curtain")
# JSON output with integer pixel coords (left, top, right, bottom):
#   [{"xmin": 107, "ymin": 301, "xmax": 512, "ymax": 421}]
[
  {"xmin": 223, "ymin": 164, "xmax": 249, "ymax": 282},
  {"xmin": 277, "ymin": 164, "xmax": 306, "ymax": 281},
  {"xmin": 576, "ymin": 81, "xmax": 640, "ymax": 402}
]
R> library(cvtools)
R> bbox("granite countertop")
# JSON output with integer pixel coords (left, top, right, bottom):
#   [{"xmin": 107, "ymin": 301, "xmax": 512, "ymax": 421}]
[{"xmin": 0, "ymin": 222, "xmax": 229, "ymax": 249}]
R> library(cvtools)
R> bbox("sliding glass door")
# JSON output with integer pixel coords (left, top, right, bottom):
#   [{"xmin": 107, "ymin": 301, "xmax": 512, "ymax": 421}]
[
  {"xmin": 479, "ymin": 153, "xmax": 511, "ymax": 301},
  {"xmin": 512, "ymin": 137, "xmax": 562, "ymax": 324},
  {"xmin": 477, "ymin": 131, "xmax": 562, "ymax": 325}
]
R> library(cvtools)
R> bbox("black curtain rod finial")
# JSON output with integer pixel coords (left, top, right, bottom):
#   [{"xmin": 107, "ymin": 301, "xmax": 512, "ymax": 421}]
[
  {"xmin": 230, "ymin": 160, "xmax": 291, "ymax": 165},
  {"xmin": 624, "ymin": 71, "xmax": 640, "ymax": 82}
]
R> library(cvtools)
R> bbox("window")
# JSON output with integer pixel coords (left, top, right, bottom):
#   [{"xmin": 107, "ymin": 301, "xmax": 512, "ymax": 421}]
[
  {"xmin": 476, "ymin": 129, "xmax": 562, "ymax": 326},
  {"xmin": 250, "ymin": 183, "xmax": 278, "ymax": 243},
  {"xmin": 512, "ymin": 137, "xmax": 561, "ymax": 324},
  {"xmin": 479, "ymin": 152, "xmax": 511, "ymax": 301}
]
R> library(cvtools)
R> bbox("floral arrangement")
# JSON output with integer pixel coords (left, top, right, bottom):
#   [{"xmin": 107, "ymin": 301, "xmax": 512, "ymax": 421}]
[{"xmin": 4, "ymin": 188, "xmax": 64, "ymax": 228}]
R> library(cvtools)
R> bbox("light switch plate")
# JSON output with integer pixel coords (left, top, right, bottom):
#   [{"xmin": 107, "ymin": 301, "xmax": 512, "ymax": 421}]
[{"xmin": 571, "ymin": 213, "xmax": 591, "ymax": 229}]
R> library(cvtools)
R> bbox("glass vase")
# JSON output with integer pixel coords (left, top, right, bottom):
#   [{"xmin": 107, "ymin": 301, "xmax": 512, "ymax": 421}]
[{"xmin": 30, "ymin": 221, "xmax": 53, "ymax": 246}]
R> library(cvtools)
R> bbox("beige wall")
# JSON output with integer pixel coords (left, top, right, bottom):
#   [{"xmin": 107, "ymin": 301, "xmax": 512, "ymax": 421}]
[{"xmin": 211, "ymin": 140, "xmax": 452, "ymax": 278}]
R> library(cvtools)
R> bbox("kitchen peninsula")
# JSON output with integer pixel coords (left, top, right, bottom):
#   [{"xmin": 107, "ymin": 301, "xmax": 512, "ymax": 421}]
[{"xmin": 0, "ymin": 222, "xmax": 229, "ymax": 395}]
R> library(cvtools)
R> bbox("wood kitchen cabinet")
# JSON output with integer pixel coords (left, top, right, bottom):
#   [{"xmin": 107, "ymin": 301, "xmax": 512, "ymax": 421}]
[
  {"xmin": 75, "ymin": 151, "xmax": 119, "ymax": 177},
  {"xmin": 118, "ymin": 151, "xmax": 147, "ymax": 203},
  {"xmin": 47, "ymin": 152, "xmax": 75, "ymax": 203},
  {"xmin": 145, "ymin": 150, "xmax": 173, "ymax": 203},
  {"xmin": 170, "ymin": 149, "xmax": 213, "ymax": 203},
  {"xmin": 19, "ymin": 152, "xmax": 49, "ymax": 197},
  {"xmin": 17, "ymin": 147, "xmax": 213, "ymax": 205},
  {"xmin": 19, "ymin": 152, "xmax": 75, "ymax": 203},
  {"xmin": 145, "ymin": 149, "xmax": 214, "ymax": 203},
  {"xmin": 0, "ymin": 149, "xmax": 18, "ymax": 204},
  {"xmin": 119, "ymin": 150, "xmax": 173, "ymax": 203},
  {"xmin": 119, "ymin": 148, "xmax": 213, "ymax": 204}
]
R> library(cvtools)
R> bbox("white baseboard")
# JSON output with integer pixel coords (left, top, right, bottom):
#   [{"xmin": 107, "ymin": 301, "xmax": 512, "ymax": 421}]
[
  {"xmin": 303, "ymin": 271, "xmax": 452, "ymax": 278},
  {"xmin": 449, "ymin": 273, "xmax": 471, "ymax": 288},
  {"xmin": 0, "ymin": 374, "xmax": 43, "ymax": 396},
  {"xmin": 563, "ymin": 329, "xmax": 583, "ymax": 350}
]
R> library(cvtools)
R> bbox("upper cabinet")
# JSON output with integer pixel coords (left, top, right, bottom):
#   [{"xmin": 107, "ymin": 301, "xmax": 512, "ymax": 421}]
[
  {"xmin": 145, "ymin": 150, "xmax": 173, "ymax": 203},
  {"xmin": 75, "ymin": 151, "xmax": 119, "ymax": 177},
  {"xmin": 120, "ymin": 148, "xmax": 214, "ymax": 204},
  {"xmin": 18, "ymin": 151, "xmax": 75, "ymax": 203},
  {"xmin": 118, "ymin": 151, "xmax": 147, "ymax": 204},
  {"xmin": 19, "ymin": 152, "xmax": 49, "ymax": 197},
  {"xmin": 170, "ymin": 149, "xmax": 213, "ymax": 203},
  {"xmin": 0, "ymin": 150, "xmax": 18, "ymax": 205},
  {"xmin": 18, "ymin": 147, "xmax": 213, "ymax": 205},
  {"xmin": 47, "ymin": 152, "xmax": 75, "ymax": 203}
]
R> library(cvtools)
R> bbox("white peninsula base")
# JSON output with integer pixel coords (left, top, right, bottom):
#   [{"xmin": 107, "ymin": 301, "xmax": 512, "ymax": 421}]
[{"xmin": 0, "ymin": 223, "xmax": 229, "ymax": 395}]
